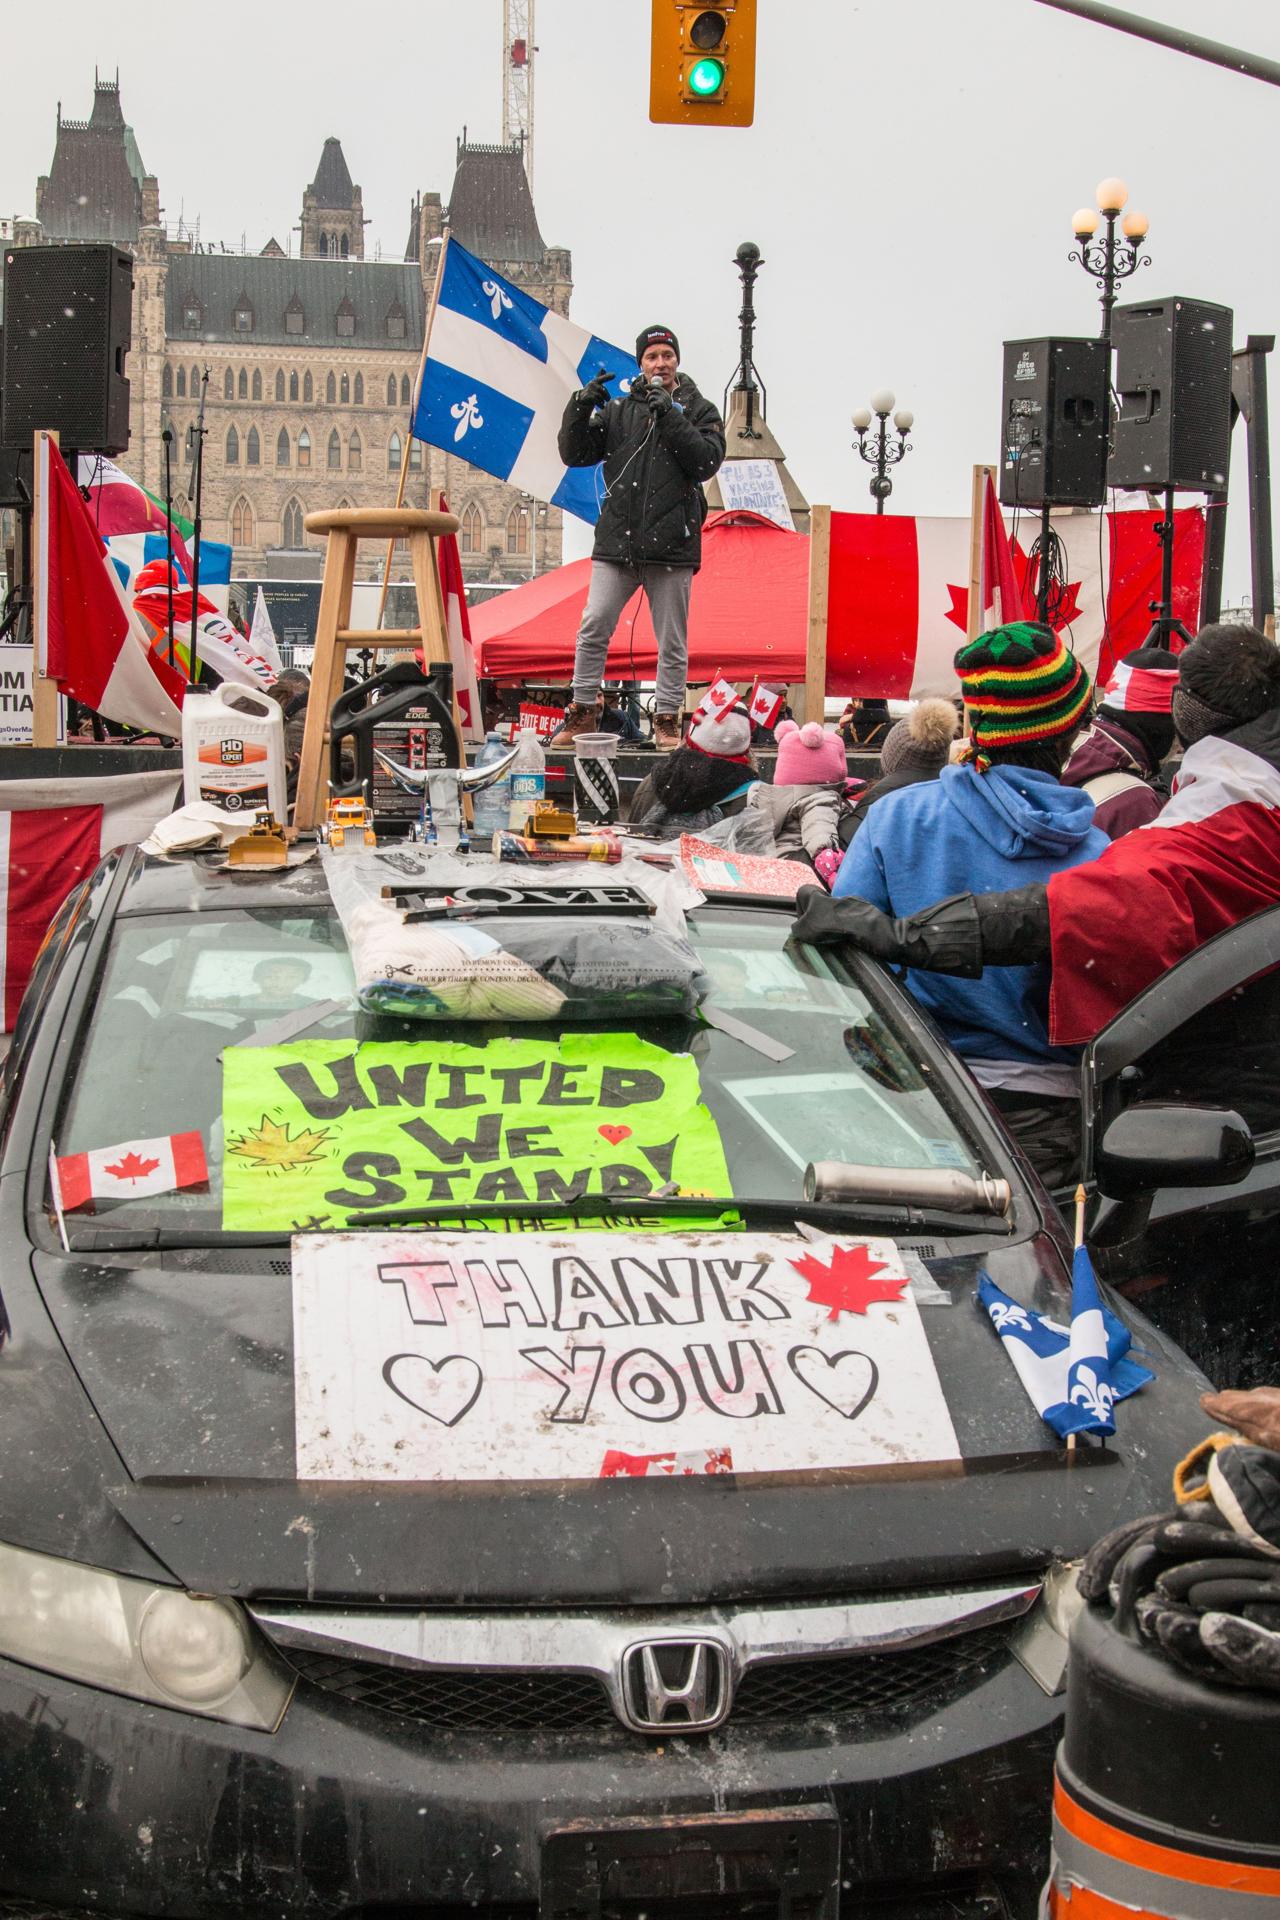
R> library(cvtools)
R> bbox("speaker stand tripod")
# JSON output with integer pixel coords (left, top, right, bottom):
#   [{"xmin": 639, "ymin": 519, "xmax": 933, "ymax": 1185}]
[{"xmin": 1144, "ymin": 488, "xmax": 1195, "ymax": 649}]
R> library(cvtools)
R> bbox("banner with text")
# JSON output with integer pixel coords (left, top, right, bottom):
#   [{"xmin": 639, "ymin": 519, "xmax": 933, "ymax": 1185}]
[
  {"xmin": 292, "ymin": 1230, "xmax": 962, "ymax": 1480},
  {"xmin": 224, "ymin": 1034, "xmax": 730, "ymax": 1230}
]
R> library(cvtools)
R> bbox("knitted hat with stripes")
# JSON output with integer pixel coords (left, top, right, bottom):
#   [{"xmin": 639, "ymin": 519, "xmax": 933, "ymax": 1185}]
[{"xmin": 954, "ymin": 621, "xmax": 1092, "ymax": 765}]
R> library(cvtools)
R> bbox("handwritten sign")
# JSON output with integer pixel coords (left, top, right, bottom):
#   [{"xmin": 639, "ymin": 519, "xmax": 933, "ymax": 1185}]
[
  {"xmin": 717, "ymin": 460, "xmax": 795, "ymax": 530},
  {"xmin": 223, "ymin": 1034, "xmax": 730, "ymax": 1231},
  {"xmin": 291, "ymin": 1231, "xmax": 962, "ymax": 1481}
]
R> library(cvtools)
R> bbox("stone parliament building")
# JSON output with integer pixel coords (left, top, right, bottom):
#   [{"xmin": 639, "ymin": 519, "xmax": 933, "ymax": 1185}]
[{"xmin": 7, "ymin": 77, "xmax": 571, "ymax": 586}]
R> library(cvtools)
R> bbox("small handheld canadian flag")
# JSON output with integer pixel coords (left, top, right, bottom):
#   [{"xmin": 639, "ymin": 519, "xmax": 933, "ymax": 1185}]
[
  {"xmin": 693, "ymin": 673, "xmax": 741, "ymax": 724},
  {"xmin": 747, "ymin": 680, "xmax": 786, "ymax": 730},
  {"xmin": 53, "ymin": 1132, "xmax": 209, "ymax": 1214}
]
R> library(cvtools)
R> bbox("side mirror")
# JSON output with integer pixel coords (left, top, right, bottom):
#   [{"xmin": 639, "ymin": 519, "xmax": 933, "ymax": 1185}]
[{"xmin": 1096, "ymin": 1101, "xmax": 1254, "ymax": 1197}]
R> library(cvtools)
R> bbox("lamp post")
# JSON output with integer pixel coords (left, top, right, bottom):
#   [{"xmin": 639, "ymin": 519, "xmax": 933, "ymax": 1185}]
[
  {"xmin": 852, "ymin": 391, "xmax": 914, "ymax": 514},
  {"xmin": 1069, "ymin": 177, "xmax": 1151, "ymax": 349}
]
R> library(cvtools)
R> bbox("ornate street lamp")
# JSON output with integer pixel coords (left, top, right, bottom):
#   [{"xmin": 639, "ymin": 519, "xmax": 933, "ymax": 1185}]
[
  {"xmin": 852, "ymin": 391, "xmax": 914, "ymax": 514},
  {"xmin": 1070, "ymin": 177, "xmax": 1151, "ymax": 349}
]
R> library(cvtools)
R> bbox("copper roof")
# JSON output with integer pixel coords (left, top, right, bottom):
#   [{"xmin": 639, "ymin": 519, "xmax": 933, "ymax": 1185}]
[
  {"xmin": 446, "ymin": 139, "xmax": 545, "ymax": 265},
  {"xmin": 36, "ymin": 78, "xmax": 146, "ymax": 243}
]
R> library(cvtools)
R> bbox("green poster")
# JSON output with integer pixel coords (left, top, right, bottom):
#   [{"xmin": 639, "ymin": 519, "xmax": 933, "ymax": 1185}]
[{"xmin": 222, "ymin": 1033, "xmax": 731, "ymax": 1231}]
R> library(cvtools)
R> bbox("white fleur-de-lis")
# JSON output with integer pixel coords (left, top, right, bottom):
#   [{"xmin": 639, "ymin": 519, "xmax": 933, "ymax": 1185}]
[
  {"xmin": 450, "ymin": 394, "xmax": 484, "ymax": 443},
  {"xmin": 481, "ymin": 279, "xmax": 513, "ymax": 323},
  {"xmin": 988, "ymin": 1301, "xmax": 1032, "ymax": 1334},
  {"xmin": 1069, "ymin": 1365, "xmax": 1116, "ymax": 1423}
]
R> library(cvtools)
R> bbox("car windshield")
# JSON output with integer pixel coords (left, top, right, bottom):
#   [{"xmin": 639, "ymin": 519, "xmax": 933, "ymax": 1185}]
[{"xmin": 47, "ymin": 904, "xmax": 984, "ymax": 1241}]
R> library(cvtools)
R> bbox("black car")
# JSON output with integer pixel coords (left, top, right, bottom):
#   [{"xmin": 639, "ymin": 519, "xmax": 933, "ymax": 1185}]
[{"xmin": 0, "ymin": 849, "xmax": 1215, "ymax": 1920}]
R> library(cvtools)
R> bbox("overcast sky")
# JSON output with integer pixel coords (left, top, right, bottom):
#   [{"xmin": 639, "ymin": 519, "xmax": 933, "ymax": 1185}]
[{"xmin": 6, "ymin": 0, "xmax": 1278, "ymax": 596}]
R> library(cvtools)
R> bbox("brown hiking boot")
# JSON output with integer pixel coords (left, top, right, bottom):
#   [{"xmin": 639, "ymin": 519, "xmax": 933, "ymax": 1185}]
[
  {"xmin": 549, "ymin": 702, "xmax": 602, "ymax": 749},
  {"xmin": 654, "ymin": 713, "xmax": 683, "ymax": 752}
]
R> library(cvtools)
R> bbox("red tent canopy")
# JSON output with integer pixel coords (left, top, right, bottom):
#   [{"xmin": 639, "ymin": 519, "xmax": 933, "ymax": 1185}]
[{"xmin": 470, "ymin": 510, "xmax": 809, "ymax": 684}]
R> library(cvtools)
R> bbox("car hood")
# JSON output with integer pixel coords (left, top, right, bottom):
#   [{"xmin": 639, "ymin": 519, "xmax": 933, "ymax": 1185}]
[{"xmin": 23, "ymin": 1234, "xmax": 1208, "ymax": 1606}]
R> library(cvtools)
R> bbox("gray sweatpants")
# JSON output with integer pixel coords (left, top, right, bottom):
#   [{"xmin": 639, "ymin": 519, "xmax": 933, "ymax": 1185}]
[{"xmin": 571, "ymin": 560, "xmax": 693, "ymax": 715}]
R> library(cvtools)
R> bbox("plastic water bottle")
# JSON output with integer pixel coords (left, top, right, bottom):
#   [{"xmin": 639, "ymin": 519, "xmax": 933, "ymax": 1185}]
[
  {"xmin": 471, "ymin": 732, "xmax": 514, "ymax": 838},
  {"xmin": 508, "ymin": 727, "xmax": 547, "ymax": 830}
]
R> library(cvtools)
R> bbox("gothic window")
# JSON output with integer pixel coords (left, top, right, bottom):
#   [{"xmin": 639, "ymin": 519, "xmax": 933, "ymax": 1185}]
[
  {"xmin": 400, "ymin": 374, "xmax": 412, "ymax": 408},
  {"xmin": 238, "ymin": 368, "xmax": 248, "ymax": 400},
  {"xmin": 387, "ymin": 431, "xmax": 402, "ymax": 472},
  {"xmin": 290, "ymin": 370, "xmax": 299, "ymax": 403},
  {"xmin": 409, "ymin": 439, "xmax": 422, "ymax": 471},
  {"xmin": 224, "ymin": 368, "xmax": 234, "ymax": 401},
  {"xmin": 234, "ymin": 298, "xmax": 253, "ymax": 333},
  {"xmin": 386, "ymin": 374, "xmax": 397, "ymax": 407},
  {"xmin": 276, "ymin": 427, "xmax": 291, "ymax": 467},
  {"xmin": 340, "ymin": 234, "xmax": 349, "ymax": 259},
  {"xmin": 282, "ymin": 499, "xmax": 305, "ymax": 549},
  {"xmin": 348, "ymin": 431, "xmax": 362, "ymax": 472},
  {"xmin": 326, "ymin": 372, "xmax": 336, "ymax": 404},
  {"xmin": 285, "ymin": 295, "xmax": 304, "ymax": 336},
  {"xmin": 226, "ymin": 425, "xmax": 239, "ymax": 465},
  {"xmin": 386, "ymin": 303, "xmax": 406, "ymax": 340},
  {"xmin": 297, "ymin": 429, "xmax": 311, "ymax": 470},
  {"xmin": 507, "ymin": 505, "xmax": 531, "ymax": 555},
  {"xmin": 175, "ymin": 367, "xmax": 186, "ymax": 398},
  {"xmin": 162, "ymin": 365, "xmax": 173, "ymax": 398},
  {"xmin": 460, "ymin": 503, "xmax": 483, "ymax": 555},
  {"xmin": 190, "ymin": 366, "xmax": 201, "ymax": 394},
  {"xmin": 231, "ymin": 497, "xmax": 253, "ymax": 547},
  {"xmin": 354, "ymin": 372, "xmax": 364, "ymax": 405},
  {"xmin": 340, "ymin": 373, "xmax": 350, "ymax": 405},
  {"xmin": 336, "ymin": 298, "xmax": 355, "ymax": 339},
  {"xmin": 182, "ymin": 295, "xmax": 202, "ymax": 330},
  {"xmin": 275, "ymin": 370, "xmax": 285, "ymax": 402},
  {"xmin": 327, "ymin": 429, "xmax": 342, "ymax": 470},
  {"xmin": 252, "ymin": 369, "xmax": 262, "ymax": 401},
  {"xmin": 303, "ymin": 372, "xmax": 313, "ymax": 403},
  {"xmin": 246, "ymin": 426, "xmax": 260, "ymax": 466}
]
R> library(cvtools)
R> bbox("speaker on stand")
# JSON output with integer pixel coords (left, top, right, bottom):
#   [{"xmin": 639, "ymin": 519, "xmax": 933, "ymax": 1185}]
[
  {"xmin": 1, "ymin": 243, "xmax": 133, "ymax": 462},
  {"xmin": 1000, "ymin": 337, "xmax": 1111, "ymax": 626},
  {"xmin": 1109, "ymin": 295, "xmax": 1233, "ymax": 647}
]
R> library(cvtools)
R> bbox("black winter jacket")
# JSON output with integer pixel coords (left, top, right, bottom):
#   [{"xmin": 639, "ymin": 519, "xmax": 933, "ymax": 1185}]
[{"xmin": 558, "ymin": 376, "xmax": 725, "ymax": 569}]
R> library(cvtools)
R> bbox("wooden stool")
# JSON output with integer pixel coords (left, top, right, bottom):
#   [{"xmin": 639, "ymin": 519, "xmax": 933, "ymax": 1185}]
[{"xmin": 293, "ymin": 506, "xmax": 461, "ymax": 830}]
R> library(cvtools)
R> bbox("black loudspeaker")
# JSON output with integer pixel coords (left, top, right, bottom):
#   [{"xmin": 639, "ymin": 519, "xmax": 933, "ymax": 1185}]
[
  {"xmin": 1, "ymin": 245, "xmax": 132, "ymax": 454},
  {"xmin": 1108, "ymin": 296, "xmax": 1233, "ymax": 494},
  {"xmin": 999, "ymin": 336, "xmax": 1110, "ymax": 509}
]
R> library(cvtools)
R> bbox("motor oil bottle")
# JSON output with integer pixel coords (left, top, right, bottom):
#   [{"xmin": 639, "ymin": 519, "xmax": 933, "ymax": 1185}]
[{"xmin": 182, "ymin": 682, "xmax": 287, "ymax": 818}]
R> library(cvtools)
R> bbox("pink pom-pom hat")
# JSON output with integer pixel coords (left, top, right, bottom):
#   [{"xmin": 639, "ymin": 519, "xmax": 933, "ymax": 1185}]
[{"xmin": 774, "ymin": 719, "xmax": 848, "ymax": 785}]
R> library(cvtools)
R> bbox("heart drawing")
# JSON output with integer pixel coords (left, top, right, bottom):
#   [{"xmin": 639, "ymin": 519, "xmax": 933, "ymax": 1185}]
[
  {"xmin": 787, "ymin": 1347, "xmax": 879, "ymax": 1422},
  {"xmin": 382, "ymin": 1354, "xmax": 483, "ymax": 1428},
  {"xmin": 598, "ymin": 1124, "xmax": 633, "ymax": 1146}
]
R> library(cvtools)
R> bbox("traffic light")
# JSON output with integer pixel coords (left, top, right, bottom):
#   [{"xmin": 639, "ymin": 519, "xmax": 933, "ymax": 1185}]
[{"xmin": 649, "ymin": 0, "xmax": 757, "ymax": 128}]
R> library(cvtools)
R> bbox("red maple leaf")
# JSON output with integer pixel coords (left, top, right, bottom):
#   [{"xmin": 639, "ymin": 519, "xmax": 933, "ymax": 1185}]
[
  {"xmin": 103, "ymin": 1150, "xmax": 161, "ymax": 1184},
  {"xmin": 789, "ymin": 1244, "xmax": 909, "ymax": 1321},
  {"xmin": 945, "ymin": 540, "xmax": 1083, "ymax": 637}
]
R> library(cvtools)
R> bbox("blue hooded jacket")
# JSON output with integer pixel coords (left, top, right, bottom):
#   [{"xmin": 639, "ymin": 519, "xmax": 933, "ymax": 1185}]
[{"xmin": 832, "ymin": 764, "xmax": 1108, "ymax": 1064}]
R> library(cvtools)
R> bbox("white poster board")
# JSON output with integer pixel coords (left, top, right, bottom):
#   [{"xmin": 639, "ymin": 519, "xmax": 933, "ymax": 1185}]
[
  {"xmin": 0, "ymin": 645, "xmax": 64, "ymax": 745},
  {"xmin": 292, "ymin": 1231, "xmax": 961, "ymax": 1482},
  {"xmin": 717, "ymin": 460, "xmax": 795, "ymax": 530}
]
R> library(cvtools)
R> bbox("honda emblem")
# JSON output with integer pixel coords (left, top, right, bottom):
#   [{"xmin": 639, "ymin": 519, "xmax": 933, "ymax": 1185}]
[{"xmin": 620, "ymin": 1638, "xmax": 731, "ymax": 1733}]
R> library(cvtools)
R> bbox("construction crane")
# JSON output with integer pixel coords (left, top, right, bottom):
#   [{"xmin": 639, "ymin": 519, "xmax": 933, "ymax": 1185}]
[{"xmin": 502, "ymin": 0, "xmax": 536, "ymax": 182}]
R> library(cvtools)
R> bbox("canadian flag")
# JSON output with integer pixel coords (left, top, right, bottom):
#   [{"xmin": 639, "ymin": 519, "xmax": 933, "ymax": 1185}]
[
  {"xmin": 54, "ymin": 1131, "xmax": 209, "ymax": 1214},
  {"xmin": 748, "ymin": 680, "xmax": 786, "ymax": 730},
  {"xmin": 978, "ymin": 471, "xmax": 1029, "ymax": 630},
  {"xmin": 436, "ymin": 495, "xmax": 483, "ymax": 742},
  {"xmin": 35, "ymin": 437, "xmax": 185, "ymax": 734},
  {"xmin": 694, "ymin": 673, "xmax": 741, "ymax": 723},
  {"xmin": 0, "ymin": 770, "xmax": 179, "ymax": 1030},
  {"xmin": 826, "ymin": 502, "xmax": 1205, "ymax": 700}
]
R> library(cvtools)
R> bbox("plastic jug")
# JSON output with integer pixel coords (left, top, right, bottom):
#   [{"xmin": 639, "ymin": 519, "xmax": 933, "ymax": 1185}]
[
  {"xmin": 508, "ymin": 727, "xmax": 547, "ymax": 830},
  {"xmin": 471, "ymin": 732, "xmax": 514, "ymax": 837},
  {"xmin": 182, "ymin": 681, "xmax": 287, "ymax": 819}
]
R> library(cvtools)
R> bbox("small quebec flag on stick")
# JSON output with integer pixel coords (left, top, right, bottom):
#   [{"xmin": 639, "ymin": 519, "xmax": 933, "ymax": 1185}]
[{"xmin": 977, "ymin": 1187, "xmax": 1153, "ymax": 1442}]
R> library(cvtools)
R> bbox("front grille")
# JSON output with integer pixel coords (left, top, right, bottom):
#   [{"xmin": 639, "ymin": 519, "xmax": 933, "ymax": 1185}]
[{"xmin": 285, "ymin": 1625, "xmax": 1009, "ymax": 1737}]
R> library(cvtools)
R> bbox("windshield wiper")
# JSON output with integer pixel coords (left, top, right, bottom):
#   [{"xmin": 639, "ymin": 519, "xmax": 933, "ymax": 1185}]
[{"xmin": 342, "ymin": 1195, "xmax": 1012, "ymax": 1237}]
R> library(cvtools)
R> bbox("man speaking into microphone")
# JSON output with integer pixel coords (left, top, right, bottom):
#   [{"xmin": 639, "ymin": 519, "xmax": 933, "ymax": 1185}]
[{"xmin": 552, "ymin": 325, "xmax": 725, "ymax": 751}]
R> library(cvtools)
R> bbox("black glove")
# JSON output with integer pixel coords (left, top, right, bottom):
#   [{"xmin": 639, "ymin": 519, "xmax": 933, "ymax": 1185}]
[
  {"xmin": 646, "ymin": 382, "xmax": 675, "ymax": 419},
  {"xmin": 578, "ymin": 376, "xmax": 611, "ymax": 410},
  {"xmin": 792, "ymin": 887, "xmax": 984, "ymax": 977}
]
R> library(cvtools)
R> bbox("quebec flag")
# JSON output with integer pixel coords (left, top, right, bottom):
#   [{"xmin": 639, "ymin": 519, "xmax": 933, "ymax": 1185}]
[
  {"xmin": 411, "ymin": 240, "xmax": 640, "ymax": 525},
  {"xmin": 976, "ymin": 1250, "xmax": 1153, "ymax": 1441}
]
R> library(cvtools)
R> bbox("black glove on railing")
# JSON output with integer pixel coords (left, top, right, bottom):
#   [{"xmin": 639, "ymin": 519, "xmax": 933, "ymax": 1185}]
[{"xmin": 792, "ymin": 883, "xmax": 1050, "ymax": 976}]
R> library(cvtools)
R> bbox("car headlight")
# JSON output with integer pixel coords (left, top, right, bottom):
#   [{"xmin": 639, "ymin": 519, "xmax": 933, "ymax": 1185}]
[{"xmin": 0, "ymin": 1540, "xmax": 292, "ymax": 1730}]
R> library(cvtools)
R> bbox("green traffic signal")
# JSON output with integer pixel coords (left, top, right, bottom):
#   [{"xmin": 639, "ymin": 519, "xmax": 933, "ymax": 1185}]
[{"xmin": 687, "ymin": 54, "xmax": 726, "ymax": 95}]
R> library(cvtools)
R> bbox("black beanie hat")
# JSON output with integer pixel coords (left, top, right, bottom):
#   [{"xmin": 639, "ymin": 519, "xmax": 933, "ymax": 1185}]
[{"xmin": 636, "ymin": 325, "xmax": 680, "ymax": 364}]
